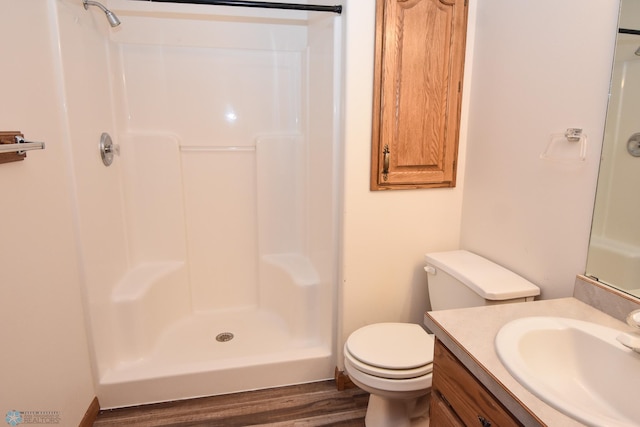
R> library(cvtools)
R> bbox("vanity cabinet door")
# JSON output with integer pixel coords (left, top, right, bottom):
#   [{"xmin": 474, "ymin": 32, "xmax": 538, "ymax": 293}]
[
  {"xmin": 431, "ymin": 339, "xmax": 523, "ymax": 427},
  {"xmin": 370, "ymin": 0, "xmax": 468, "ymax": 190}
]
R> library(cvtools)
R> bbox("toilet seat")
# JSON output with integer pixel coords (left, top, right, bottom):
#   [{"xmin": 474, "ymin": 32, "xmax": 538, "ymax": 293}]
[
  {"xmin": 344, "ymin": 354, "xmax": 433, "ymax": 393},
  {"xmin": 345, "ymin": 323, "xmax": 435, "ymax": 379},
  {"xmin": 345, "ymin": 345, "xmax": 433, "ymax": 379}
]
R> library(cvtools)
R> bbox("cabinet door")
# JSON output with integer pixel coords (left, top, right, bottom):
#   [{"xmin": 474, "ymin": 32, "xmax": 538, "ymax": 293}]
[
  {"xmin": 370, "ymin": 0, "xmax": 468, "ymax": 190},
  {"xmin": 431, "ymin": 339, "xmax": 523, "ymax": 427}
]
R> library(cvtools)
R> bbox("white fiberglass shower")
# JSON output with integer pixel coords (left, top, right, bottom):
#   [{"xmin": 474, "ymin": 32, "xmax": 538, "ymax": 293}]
[
  {"xmin": 56, "ymin": 0, "xmax": 342, "ymax": 408},
  {"xmin": 587, "ymin": 1, "xmax": 640, "ymax": 297}
]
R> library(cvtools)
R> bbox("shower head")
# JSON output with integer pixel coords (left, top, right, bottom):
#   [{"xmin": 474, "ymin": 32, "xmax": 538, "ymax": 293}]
[
  {"xmin": 635, "ymin": 46, "xmax": 640, "ymax": 57},
  {"xmin": 83, "ymin": 0, "xmax": 121, "ymax": 27}
]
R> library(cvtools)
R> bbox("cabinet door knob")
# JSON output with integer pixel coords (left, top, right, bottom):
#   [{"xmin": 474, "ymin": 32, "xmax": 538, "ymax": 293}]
[{"xmin": 478, "ymin": 416, "xmax": 491, "ymax": 427}]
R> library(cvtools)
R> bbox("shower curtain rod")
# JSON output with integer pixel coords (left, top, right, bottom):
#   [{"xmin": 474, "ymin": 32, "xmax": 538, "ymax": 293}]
[
  {"xmin": 619, "ymin": 28, "xmax": 640, "ymax": 36},
  {"xmin": 134, "ymin": 0, "xmax": 342, "ymax": 14}
]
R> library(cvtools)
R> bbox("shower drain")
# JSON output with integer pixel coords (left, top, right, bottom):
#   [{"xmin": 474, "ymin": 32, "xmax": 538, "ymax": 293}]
[{"xmin": 215, "ymin": 332, "xmax": 234, "ymax": 342}]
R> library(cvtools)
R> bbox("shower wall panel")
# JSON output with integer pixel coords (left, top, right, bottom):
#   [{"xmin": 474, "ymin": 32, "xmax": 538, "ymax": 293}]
[
  {"xmin": 114, "ymin": 18, "xmax": 307, "ymax": 313},
  {"xmin": 55, "ymin": 0, "xmax": 130, "ymax": 378},
  {"xmin": 305, "ymin": 14, "xmax": 340, "ymax": 344},
  {"xmin": 256, "ymin": 135, "xmax": 306, "ymax": 255},
  {"xmin": 119, "ymin": 46, "xmax": 303, "ymax": 144},
  {"xmin": 120, "ymin": 133, "xmax": 186, "ymax": 264},
  {"xmin": 182, "ymin": 150, "xmax": 259, "ymax": 312}
]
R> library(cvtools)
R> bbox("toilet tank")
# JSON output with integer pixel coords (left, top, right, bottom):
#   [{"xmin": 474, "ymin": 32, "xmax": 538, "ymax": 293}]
[{"xmin": 425, "ymin": 250, "xmax": 540, "ymax": 310}]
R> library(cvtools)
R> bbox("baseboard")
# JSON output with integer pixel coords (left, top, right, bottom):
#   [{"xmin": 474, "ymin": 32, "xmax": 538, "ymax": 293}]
[
  {"xmin": 78, "ymin": 397, "xmax": 100, "ymax": 427},
  {"xmin": 334, "ymin": 367, "xmax": 357, "ymax": 390}
]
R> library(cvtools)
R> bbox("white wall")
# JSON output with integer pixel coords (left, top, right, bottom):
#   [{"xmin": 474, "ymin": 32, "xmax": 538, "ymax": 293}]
[
  {"xmin": 460, "ymin": 0, "xmax": 620, "ymax": 299},
  {"xmin": 0, "ymin": 1, "xmax": 95, "ymax": 425},
  {"xmin": 339, "ymin": 0, "xmax": 474, "ymax": 350}
]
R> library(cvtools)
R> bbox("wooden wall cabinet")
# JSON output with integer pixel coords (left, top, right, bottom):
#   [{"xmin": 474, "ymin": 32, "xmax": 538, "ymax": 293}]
[
  {"xmin": 370, "ymin": 0, "xmax": 468, "ymax": 190},
  {"xmin": 430, "ymin": 339, "xmax": 523, "ymax": 427}
]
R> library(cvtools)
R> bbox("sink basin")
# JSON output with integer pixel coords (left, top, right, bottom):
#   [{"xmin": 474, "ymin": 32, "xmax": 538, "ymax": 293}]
[{"xmin": 495, "ymin": 316, "xmax": 640, "ymax": 427}]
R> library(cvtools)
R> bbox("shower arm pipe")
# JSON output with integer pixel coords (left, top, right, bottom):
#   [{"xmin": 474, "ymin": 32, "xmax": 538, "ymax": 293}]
[
  {"xmin": 132, "ymin": 0, "xmax": 342, "ymax": 14},
  {"xmin": 84, "ymin": 0, "xmax": 121, "ymax": 26}
]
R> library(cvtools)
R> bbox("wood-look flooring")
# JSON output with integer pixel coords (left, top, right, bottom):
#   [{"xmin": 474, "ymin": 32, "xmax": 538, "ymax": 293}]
[{"xmin": 93, "ymin": 380, "xmax": 368, "ymax": 426}]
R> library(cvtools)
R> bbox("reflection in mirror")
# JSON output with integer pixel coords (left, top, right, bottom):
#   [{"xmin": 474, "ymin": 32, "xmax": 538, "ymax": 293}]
[{"xmin": 587, "ymin": 0, "xmax": 640, "ymax": 298}]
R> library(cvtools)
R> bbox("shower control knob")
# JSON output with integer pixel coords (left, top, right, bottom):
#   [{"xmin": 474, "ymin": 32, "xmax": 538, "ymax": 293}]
[
  {"xmin": 626, "ymin": 133, "xmax": 640, "ymax": 157},
  {"xmin": 99, "ymin": 132, "xmax": 119, "ymax": 166},
  {"xmin": 104, "ymin": 143, "xmax": 119, "ymax": 155}
]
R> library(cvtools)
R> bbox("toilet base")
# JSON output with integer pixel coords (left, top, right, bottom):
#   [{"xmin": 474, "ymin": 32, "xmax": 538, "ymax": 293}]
[{"xmin": 364, "ymin": 393, "xmax": 430, "ymax": 427}]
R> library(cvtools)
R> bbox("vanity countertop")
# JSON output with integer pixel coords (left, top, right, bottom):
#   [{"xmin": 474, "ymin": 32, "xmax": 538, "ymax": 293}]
[{"xmin": 424, "ymin": 297, "xmax": 633, "ymax": 426}]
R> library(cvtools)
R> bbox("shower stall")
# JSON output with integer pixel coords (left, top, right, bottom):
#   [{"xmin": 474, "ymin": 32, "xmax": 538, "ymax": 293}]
[{"xmin": 54, "ymin": 0, "xmax": 343, "ymax": 408}]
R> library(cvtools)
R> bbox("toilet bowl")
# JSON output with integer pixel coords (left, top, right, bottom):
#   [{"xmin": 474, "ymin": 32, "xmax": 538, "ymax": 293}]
[
  {"xmin": 344, "ymin": 250, "xmax": 541, "ymax": 427},
  {"xmin": 344, "ymin": 323, "xmax": 433, "ymax": 427}
]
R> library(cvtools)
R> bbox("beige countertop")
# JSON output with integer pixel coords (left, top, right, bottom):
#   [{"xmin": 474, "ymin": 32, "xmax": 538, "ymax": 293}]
[{"xmin": 424, "ymin": 297, "xmax": 634, "ymax": 426}]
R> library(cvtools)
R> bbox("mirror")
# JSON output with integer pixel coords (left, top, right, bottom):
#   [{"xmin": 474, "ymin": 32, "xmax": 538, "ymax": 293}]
[{"xmin": 586, "ymin": 0, "xmax": 640, "ymax": 298}]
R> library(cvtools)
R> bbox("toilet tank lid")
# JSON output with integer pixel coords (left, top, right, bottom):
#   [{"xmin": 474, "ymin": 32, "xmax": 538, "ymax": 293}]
[{"xmin": 425, "ymin": 250, "xmax": 540, "ymax": 300}]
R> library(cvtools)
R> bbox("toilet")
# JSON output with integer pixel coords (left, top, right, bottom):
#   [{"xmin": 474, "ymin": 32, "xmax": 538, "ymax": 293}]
[{"xmin": 343, "ymin": 250, "xmax": 540, "ymax": 427}]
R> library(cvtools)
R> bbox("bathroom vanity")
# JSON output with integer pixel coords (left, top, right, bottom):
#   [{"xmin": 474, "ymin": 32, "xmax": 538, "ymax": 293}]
[{"xmin": 424, "ymin": 276, "xmax": 640, "ymax": 426}]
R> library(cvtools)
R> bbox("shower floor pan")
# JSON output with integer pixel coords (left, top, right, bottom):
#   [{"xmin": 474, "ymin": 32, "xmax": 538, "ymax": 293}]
[{"xmin": 98, "ymin": 308, "xmax": 332, "ymax": 409}]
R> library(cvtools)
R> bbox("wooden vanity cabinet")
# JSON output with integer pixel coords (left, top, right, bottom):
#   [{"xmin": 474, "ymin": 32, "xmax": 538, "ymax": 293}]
[
  {"xmin": 430, "ymin": 339, "xmax": 523, "ymax": 427},
  {"xmin": 370, "ymin": 0, "xmax": 468, "ymax": 190}
]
